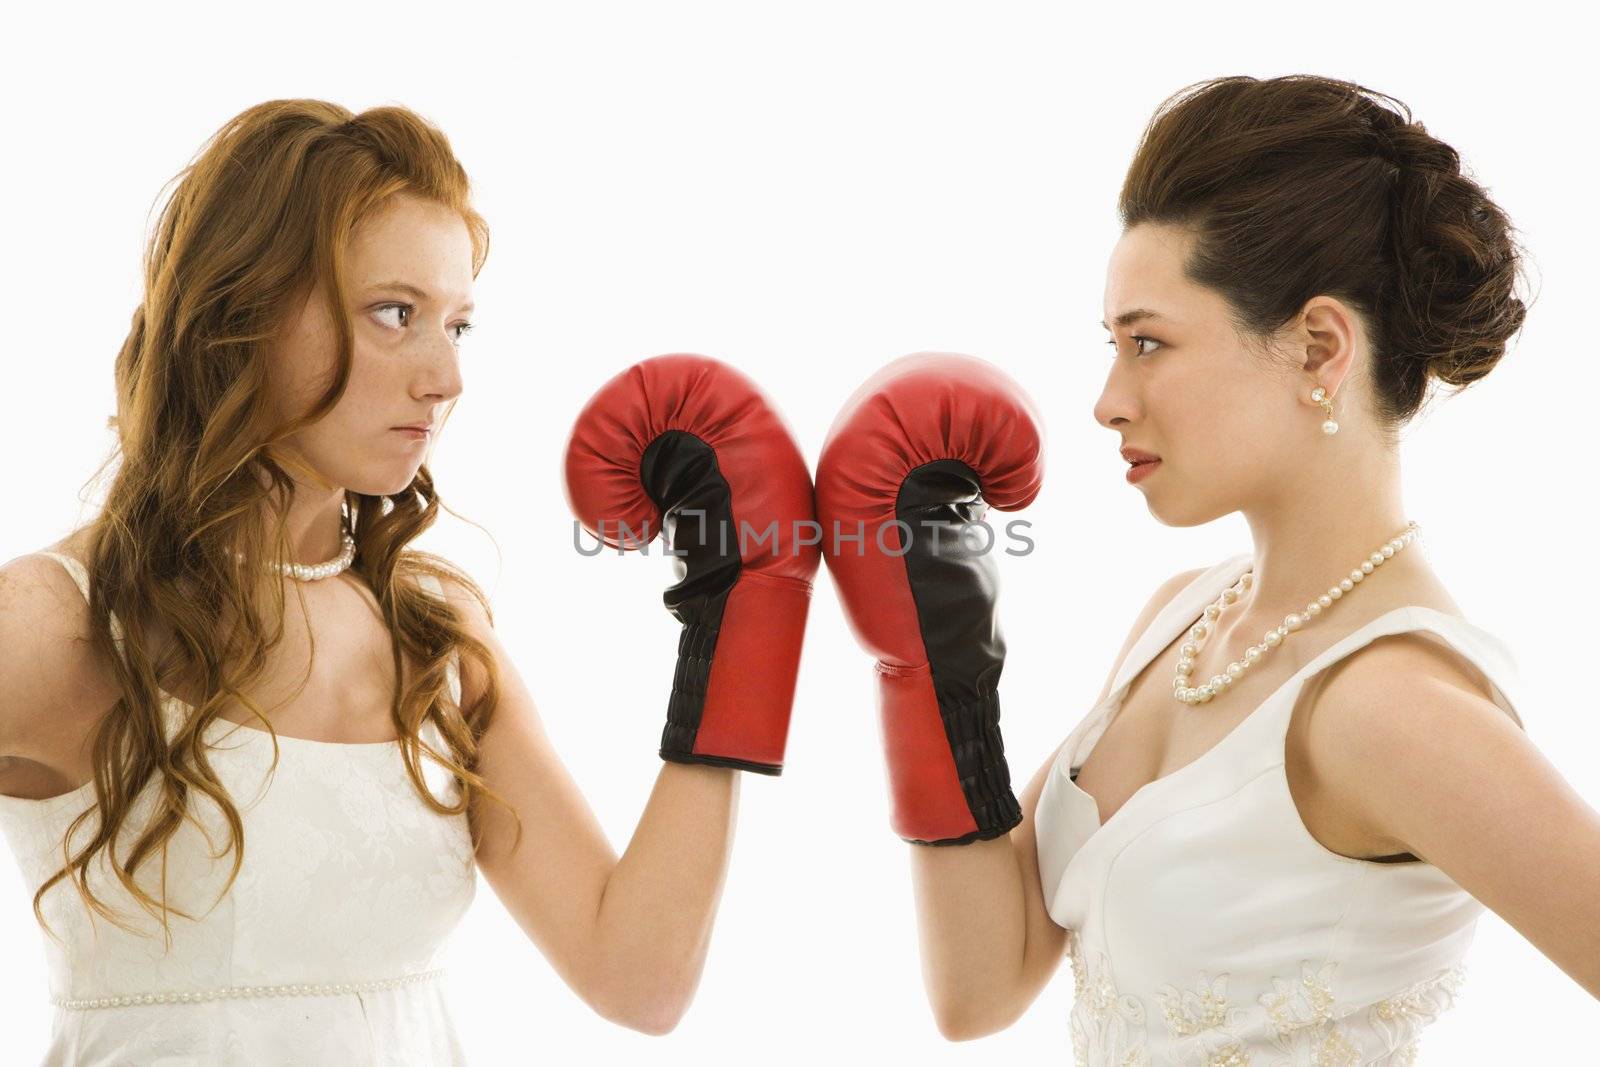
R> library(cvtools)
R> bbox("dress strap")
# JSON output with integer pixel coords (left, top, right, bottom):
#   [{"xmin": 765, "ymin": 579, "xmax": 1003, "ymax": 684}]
[
  {"xmin": 36, "ymin": 550, "xmax": 90, "ymax": 599},
  {"xmin": 33, "ymin": 550, "xmax": 188, "ymax": 742},
  {"xmin": 1263, "ymin": 604, "xmax": 1526, "ymax": 735},
  {"xmin": 1164, "ymin": 601, "xmax": 1531, "ymax": 803},
  {"xmin": 36, "ymin": 550, "xmax": 134, "ymax": 665},
  {"xmin": 1069, "ymin": 553, "xmax": 1526, "ymax": 777},
  {"xmin": 1061, "ymin": 555, "xmax": 1252, "ymax": 772},
  {"xmin": 1204, "ymin": 572, "xmax": 1529, "ymax": 788},
  {"xmin": 35, "ymin": 550, "xmax": 466, "ymax": 726},
  {"xmin": 1103, "ymin": 553, "xmax": 1255, "ymax": 705},
  {"xmin": 1104, "ymin": 553, "xmax": 1523, "ymax": 728}
]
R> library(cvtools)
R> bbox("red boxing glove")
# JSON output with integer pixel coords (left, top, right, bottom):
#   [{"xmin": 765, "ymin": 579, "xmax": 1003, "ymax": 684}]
[
  {"xmin": 815, "ymin": 352, "xmax": 1044, "ymax": 843},
  {"xmin": 563, "ymin": 354, "xmax": 819, "ymax": 774}
]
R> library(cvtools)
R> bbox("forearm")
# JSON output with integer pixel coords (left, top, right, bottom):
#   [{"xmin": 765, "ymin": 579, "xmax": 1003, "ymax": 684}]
[
  {"xmin": 910, "ymin": 833, "xmax": 1032, "ymax": 1039},
  {"xmin": 585, "ymin": 761, "xmax": 740, "ymax": 1032}
]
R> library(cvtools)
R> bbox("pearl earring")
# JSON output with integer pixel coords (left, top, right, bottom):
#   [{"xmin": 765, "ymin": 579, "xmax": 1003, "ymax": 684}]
[{"xmin": 1311, "ymin": 387, "xmax": 1338, "ymax": 435}]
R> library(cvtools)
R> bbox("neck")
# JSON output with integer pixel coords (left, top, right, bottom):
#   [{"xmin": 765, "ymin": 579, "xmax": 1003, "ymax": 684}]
[
  {"xmin": 281, "ymin": 498, "xmax": 349, "ymax": 567},
  {"xmin": 1225, "ymin": 449, "xmax": 1416, "ymax": 643},
  {"xmin": 269, "ymin": 472, "xmax": 347, "ymax": 563},
  {"xmin": 247, "ymin": 486, "xmax": 351, "ymax": 591}
]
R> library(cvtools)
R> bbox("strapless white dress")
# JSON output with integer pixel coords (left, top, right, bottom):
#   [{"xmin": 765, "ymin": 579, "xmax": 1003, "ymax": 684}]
[{"xmin": 0, "ymin": 551, "xmax": 478, "ymax": 1066}]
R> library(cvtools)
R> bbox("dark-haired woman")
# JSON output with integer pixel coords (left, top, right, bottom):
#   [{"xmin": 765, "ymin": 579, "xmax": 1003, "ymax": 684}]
[
  {"xmin": 889, "ymin": 75, "xmax": 1598, "ymax": 1063},
  {"xmin": 0, "ymin": 100, "xmax": 816, "ymax": 1064}
]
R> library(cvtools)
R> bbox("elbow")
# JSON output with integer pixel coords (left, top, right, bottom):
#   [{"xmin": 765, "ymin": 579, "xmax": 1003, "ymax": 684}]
[
  {"xmin": 604, "ymin": 1001, "xmax": 688, "ymax": 1037},
  {"xmin": 574, "ymin": 920, "xmax": 714, "ymax": 1034},
  {"xmin": 585, "ymin": 978, "xmax": 695, "ymax": 1036},
  {"xmin": 932, "ymin": 1001, "xmax": 1011, "ymax": 1043},
  {"xmin": 928, "ymin": 991, "xmax": 1024, "ymax": 1043},
  {"xmin": 934, "ymin": 1011, "xmax": 981, "ymax": 1043}
]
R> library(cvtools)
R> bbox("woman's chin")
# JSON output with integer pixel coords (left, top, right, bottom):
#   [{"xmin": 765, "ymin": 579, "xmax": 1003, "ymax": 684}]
[{"xmin": 345, "ymin": 475, "xmax": 418, "ymax": 499}]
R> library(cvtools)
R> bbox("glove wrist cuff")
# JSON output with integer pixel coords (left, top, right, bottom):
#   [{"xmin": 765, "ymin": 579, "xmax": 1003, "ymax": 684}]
[
  {"xmin": 660, "ymin": 571, "xmax": 814, "ymax": 774},
  {"xmin": 878, "ymin": 664, "xmax": 1021, "ymax": 845}
]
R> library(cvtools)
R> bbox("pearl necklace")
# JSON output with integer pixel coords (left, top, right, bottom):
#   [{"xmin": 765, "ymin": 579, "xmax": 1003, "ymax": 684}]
[
  {"xmin": 270, "ymin": 529, "xmax": 357, "ymax": 581},
  {"xmin": 1174, "ymin": 520, "xmax": 1420, "ymax": 706},
  {"xmin": 230, "ymin": 511, "xmax": 358, "ymax": 582}
]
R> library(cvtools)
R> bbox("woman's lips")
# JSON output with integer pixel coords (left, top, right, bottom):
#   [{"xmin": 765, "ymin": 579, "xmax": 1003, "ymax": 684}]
[{"xmin": 1126, "ymin": 458, "xmax": 1161, "ymax": 484}]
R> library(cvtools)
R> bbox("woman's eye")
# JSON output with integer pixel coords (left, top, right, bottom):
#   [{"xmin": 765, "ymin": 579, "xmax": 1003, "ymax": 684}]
[
  {"xmin": 1105, "ymin": 335, "xmax": 1162, "ymax": 358},
  {"xmin": 373, "ymin": 302, "xmax": 474, "ymax": 344},
  {"xmin": 374, "ymin": 303, "xmax": 412, "ymax": 329}
]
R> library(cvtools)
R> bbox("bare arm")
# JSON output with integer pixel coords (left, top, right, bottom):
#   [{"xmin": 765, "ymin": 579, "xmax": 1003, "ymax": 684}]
[
  {"xmin": 440, "ymin": 577, "xmax": 739, "ymax": 1036},
  {"xmin": 1310, "ymin": 637, "xmax": 1600, "ymax": 999},
  {"xmin": 911, "ymin": 566, "xmax": 1209, "ymax": 1040},
  {"xmin": 0, "ymin": 557, "xmax": 38, "ymax": 762},
  {"xmin": 0, "ymin": 553, "xmax": 115, "ymax": 777},
  {"xmin": 910, "ymin": 739, "xmax": 1069, "ymax": 1040}
]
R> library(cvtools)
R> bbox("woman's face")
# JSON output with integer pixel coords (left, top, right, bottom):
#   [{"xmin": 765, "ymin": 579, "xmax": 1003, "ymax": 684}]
[
  {"xmin": 1095, "ymin": 221, "xmax": 1340, "ymax": 528},
  {"xmin": 269, "ymin": 193, "xmax": 475, "ymax": 498}
]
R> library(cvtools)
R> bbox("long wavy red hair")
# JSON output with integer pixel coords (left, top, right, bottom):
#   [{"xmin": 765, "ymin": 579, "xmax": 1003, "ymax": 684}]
[{"xmin": 34, "ymin": 99, "xmax": 522, "ymax": 944}]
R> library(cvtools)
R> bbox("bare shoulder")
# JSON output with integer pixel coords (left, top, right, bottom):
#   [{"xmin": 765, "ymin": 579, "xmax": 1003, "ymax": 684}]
[
  {"xmin": 1296, "ymin": 621, "xmax": 1535, "ymax": 859},
  {"xmin": 0, "ymin": 543, "xmax": 116, "ymax": 765},
  {"xmin": 1077, "ymin": 561, "xmax": 1213, "ymax": 713},
  {"xmin": 1148, "ymin": 564, "xmax": 1212, "ymax": 618},
  {"xmin": 1317, "ymin": 624, "xmax": 1522, "ymax": 730},
  {"xmin": 1116, "ymin": 564, "xmax": 1211, "ymax": 672},
  {"xmin": 1298, "ymin": 620, "xmax": 1524, "ymax": 790}
]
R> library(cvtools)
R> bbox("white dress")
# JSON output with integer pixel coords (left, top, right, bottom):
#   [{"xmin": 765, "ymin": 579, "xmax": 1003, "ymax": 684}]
[
  {"xmin": 0, "ymin": 552, "xmax": 479, "ymax": 1066},
  {"xmin": 1034, "ymin": 552, "xmax": 1526, "ymax": 1066}
]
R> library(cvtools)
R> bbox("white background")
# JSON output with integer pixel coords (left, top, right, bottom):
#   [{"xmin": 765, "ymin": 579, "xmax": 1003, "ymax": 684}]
[{"xmin": 3, "ymin": 1, "xmax": 1596, "ymax": 1062}]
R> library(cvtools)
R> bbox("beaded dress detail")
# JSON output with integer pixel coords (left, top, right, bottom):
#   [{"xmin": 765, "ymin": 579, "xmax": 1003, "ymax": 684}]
[
  {"xmin": 0, "ymin": 552, "xmax": 477, "ymax": 1066},
  {"xmin": 1034, "ymin": 553, "xmax": 1525, "ymax": 1066}
]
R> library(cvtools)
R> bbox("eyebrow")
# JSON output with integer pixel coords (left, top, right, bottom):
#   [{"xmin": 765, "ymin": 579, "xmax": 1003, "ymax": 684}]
[
  {"xmin": 1100, "ymin": 308, "xmax": 1164, "ymax": 331},
  {"xmin": 368, "ymin": 280, "xmax": 475, "ymax": 315}
]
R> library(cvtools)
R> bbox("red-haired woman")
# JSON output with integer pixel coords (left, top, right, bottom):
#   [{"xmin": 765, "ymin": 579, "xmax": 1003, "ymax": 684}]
[{"xmin": 0, "ymin": 100, "xmax": 816, "ymax": 1064}]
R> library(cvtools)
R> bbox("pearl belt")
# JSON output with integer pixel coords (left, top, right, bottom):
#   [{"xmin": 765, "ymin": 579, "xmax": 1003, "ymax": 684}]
[{"xmin": 50, "ymin": 967, "xmax": 445, "ymax": 1010}]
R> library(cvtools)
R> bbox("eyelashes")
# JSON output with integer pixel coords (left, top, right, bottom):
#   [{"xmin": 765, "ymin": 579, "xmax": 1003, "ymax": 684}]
[
  {"xmin": 374, "ymin": 302, "xmax": 475, "ymax": 343},
  {"xmin": 1105, "ymin": 335, "xmax": 1161, "ymax": 358}
]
